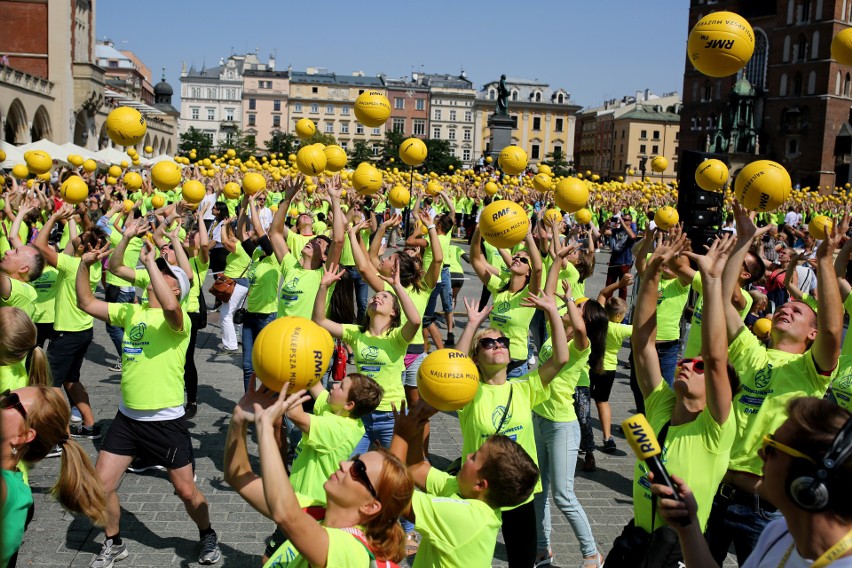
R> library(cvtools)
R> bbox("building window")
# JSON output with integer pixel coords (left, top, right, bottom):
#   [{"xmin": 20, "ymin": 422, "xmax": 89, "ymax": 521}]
[
  {"xmin": 416, "ymin": 99, "xmax": 425, "ymax": 111},
  {"xmin": 449, "ymin": 110, "xmax": 456, "ymax": 121},
  {"xmin": 796, "ymin": 34, "xmax": 809, "ymax": 62},
  {"xmin": 191, "ymin": 107, "xmax": 199, "ymax": 120},
  {"xmin": 557, "ymin": 93, "xmax": 564, "ymax": 103},
  {"xmin": 489, "ymin": 89, "xmax": 496, "ymax": 100},
  {"xmin": 248, "ymin": 114, "xmax": 256, "ymax": 126},
  {"xmin": 372, "ymin": 144, "xmax": 381, "ymax": 156},
  {"xmin": 311, "ymin": 103, "xmax": 319, "ymax": 114},
  {"xmin": 653, "ymin": 130, "xmax": 660, "ymax": 140},
  {"xmin": 511, "ymin": 90, "xmax": 519, "ymax": 101},
  {"xmin": 554, "ymin": 144, "xmax": 562, "ymax": 156},
  {"xmin": 225, "ymin": 108, "xmax": 234, "ymax": 121},
  {"xmin": 463, "ymin": 129, "xmax": 471, "ymax": 141},
  {"xmin": 787, "ymin": 138, "xmax": 799, "ymax": 157},
  {"xmin": 534, "ymin": 92, "xmax": 542, "ymax": 102},
  {"xmin": 793, "ymin": 72, "xmax": 803, "ymax": 96},
  {"xmin": 463, "ymin": 149, "xmax": 471, "ymax": 161},
  {"xmin": 448, "ymin": 129, "xmax": 456, "ymax": 140},
  {"xmin": 394, "ymin": 97, "xmax": 404, "ymax": 109},
  {"xmin": 205, "ymin": 131, "xmax": 215, "ymax": 144},
  {"xmin": 356, "ymin": 124, "xmax": 364, "ymax": 135},
  {"xmin": 640, "ymin": 144, "xmax": 647, "ymax": 154},
  {"xmin": 393, "ymin": 118, "xmax": 405, "ymax": 133},
  {"xmin": 464, "ymin": 111, "xmax": 472, "ymax": 122},
  {"xmin": 434, "ymin": 109, "xmax": 442, "ymax": 120},
  {"xmin": 555, "ymin": 118, "xmax": 564, "ymax": 132},
  {"xmin": 207, "ymin": 108, "xmax": 215, "ymax": 120},
  {"xmin": 413, "ymin": 119, "xmax": 426, "ymax": 136},
  {"xmin": 207, "ymin": 88, "xmax": 215, "ymax": 98},
  {"xmin": 248, "ymin": 98, "xmax": 256, "ymax": 110},
  {"xmin": 326, "ymin": 105, "xmax": 334, "ymax": 114},
  {"xmin": 342, "ymin": 107, "xmax": 350, "ymax": 115},
  {"xmin": 433, "ymin": 126, "xmax": 441, "ymax": 139},
  {"xmin": 372, "ymin": 128, "xmax": 381, "ymax": 136},
  {"xmin": 273, "ymin": 115, "xmax": 281, "ymax": 128},
  {"xmin": 780, "ymin": 73, "xmax": 789, "ymax": 96},
  {"xmin": 652, "ymin": 145, "xmax": 659, "ymax": 154},
  {"xmin": 294, "ymin": 102, "xmax": 302, "ymax": 113},
  {"xmin": 312, "ymin": 87, "xmax": 318, "ymax": 94},
  {"xmin": 640, "ymin": 130, "xmax": 648, "ymax": 139},
  {"xmin": 808, "ymin": 70, "xmax": 817, "ymax": 94},
  {"xmin": 531, "ymin": 144, "xmax": 540, "ymax": 159},
  {"xmin": 845, "ymin": 72, "xmax": 852, "ymax": 97},
  {"xmin": 511, "ymin": 115, "xmax": 518, "ymax": 128},
  {"xmin": 744, "ymin": 28, "xmax": 769, "ymax": 90},
  {"xmin": 340, "ymin": 141, "xmax": 348, "ymax": 150},
  {"xmin": 273, "ymin": 99, "xmax": 281, "ymax": 111},
  {"xmin": 340, "ymin": 123, "xmax": 349, "ymax": 134},
  {"xmin": 325, "ymin": 122, "xmax": 334, "ymax": 133},
  {"xmin": 533, "ymin": 117, "xmax": 542, "ymax": 130}
]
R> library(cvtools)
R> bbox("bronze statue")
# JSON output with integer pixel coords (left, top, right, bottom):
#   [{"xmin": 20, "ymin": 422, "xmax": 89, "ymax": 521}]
[{"xmin": 496, "ymin": 74, "xmax": 510, "ymax": 116}]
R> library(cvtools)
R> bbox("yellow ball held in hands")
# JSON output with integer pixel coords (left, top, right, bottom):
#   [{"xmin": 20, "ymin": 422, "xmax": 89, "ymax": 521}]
[
  {"xmin": 687, "ymin": 11, "xmax": 755, "ymax": 77},
  {"xmin": 252, "ymin": 317, "xmax": 334, "ymax": 394},
  {"xmin": 808, "ymin": 215, "xmax": 833, "ymax": 239},
  {"xmin": 417, "ymin": 349, "xmax": 480, "ymax": 411},
  {"xmin": 734, "ymin": 160, "xmax": 791, "ymax": 212},
  {"xmin": 479, "ymin": 200, "xmax": 529, "ymax": 249},
  {"xmin": 106, "ymin": 106, "xmax": 147, "ymax": 147}
]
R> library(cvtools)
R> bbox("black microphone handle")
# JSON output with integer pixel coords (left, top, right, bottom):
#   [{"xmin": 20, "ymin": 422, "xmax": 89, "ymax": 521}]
[{"xmin": 646, "ymin": 456, "xmax": 691, "ymax": 527}]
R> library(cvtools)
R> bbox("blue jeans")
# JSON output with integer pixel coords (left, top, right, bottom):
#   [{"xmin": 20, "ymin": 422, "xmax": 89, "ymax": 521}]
[
  {"xmin": 704, "ymin": 493, "xmax": 782, "ymax": 565},
  {"xmin": 241, "ymin": 312, "xmax": 277, "ymax": 391},
  {"xmin": 657, "ymin": 340, "xmax": 681, "ymax": 387},
  {"xmin": 105, "ymin": 287, "xmax": 136, "ymax": 357},
  {"xmin": 424, "ymin": 266, "xmax": 453, "ymax": 318},
  {"xmin": 507, "ymin": 360, "xmax": 529, "ymax": 379},
  {"xmin": 533, "ymin": 416, "xmax": 597, "ymax": 556},
  {"xmin": 348, "ymin": 267, "xmax": 369, "ymax": 321}
]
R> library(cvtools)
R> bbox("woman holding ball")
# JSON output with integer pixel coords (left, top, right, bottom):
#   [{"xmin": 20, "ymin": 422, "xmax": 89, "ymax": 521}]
[
  {"xmin": 453, "ymin": 285, "xmax": 568, "ymax": 568},
  {"xmin": 312, "ymin": 256, "xmax": 421, "ymax": 454}
]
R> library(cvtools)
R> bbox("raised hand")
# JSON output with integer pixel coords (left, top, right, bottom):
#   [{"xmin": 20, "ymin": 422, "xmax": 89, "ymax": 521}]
[
  {"xmin": 462, "ymin": 296, "xmax": 492, "ymax": 326},
  {"xmin": 378, "ymin": 255, "xmax": 402, "ymax": 288},
  {"xmin": 81, "ymin": 242, "xmax": 111, "ymax": 267},
  {"xmin": 683, "ymin": 232, "xmax": 737, "ymax": 279},
  {"xmin": 254, "ymin": 389, "xmax": 311, "ymax": 430},
  {"xmin": 321, "ymin": 264, "xmax": 346, "ymax": 287},
  {"xmin": 520, "ymin": 290, "xmax": 558, "ymax": 312},
  {"xmin": 816, "ymin": 221, "xmax": 841, "ymax": 260}
]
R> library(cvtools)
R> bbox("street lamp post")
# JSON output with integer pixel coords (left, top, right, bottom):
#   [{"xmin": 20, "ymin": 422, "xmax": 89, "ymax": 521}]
[{"xmin": 638, "ymin": 154, "xmax": 648, "ymax": 182}]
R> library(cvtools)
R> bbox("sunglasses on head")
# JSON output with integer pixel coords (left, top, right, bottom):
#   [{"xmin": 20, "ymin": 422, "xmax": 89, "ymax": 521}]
[
  {"xmin": 512, "ymin": 255, "xmax": 530, "ymax": 265},
  {"xmin": 676, "ymin": 358, "xmax": 704, "ymax": 373},
  {"xmin": 0, "ymin": 389, "xmax": 27, "ymax": 420},
  {"xmin": 761, "ymin": 434, "xmax": 816, "ymax": 463},
  {"xmin": 479, "ymin": 337, "xmax": 510, "ymax": 351},
  {"xmin": 350, "ymin": 455, "xmax": 377, "ymax": 498}
]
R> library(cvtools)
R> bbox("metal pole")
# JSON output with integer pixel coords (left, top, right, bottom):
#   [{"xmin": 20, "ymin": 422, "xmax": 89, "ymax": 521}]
[{"xmin": 402, "ymin": 165, "xmax": 415, "ymax": 239}]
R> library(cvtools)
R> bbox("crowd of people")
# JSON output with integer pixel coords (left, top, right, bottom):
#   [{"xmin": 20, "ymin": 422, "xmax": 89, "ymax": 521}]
[{"xmin": 1, "ymin": 162, "xmax": 851, "ymax": 568}]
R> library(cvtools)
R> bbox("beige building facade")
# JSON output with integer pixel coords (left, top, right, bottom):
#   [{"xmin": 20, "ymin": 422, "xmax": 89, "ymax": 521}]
[
  {"xmin": 611, "ymin": 105, "xmax": 681, "ymax": 182},
  {"xmin": 242, "ymin": 70, "xmax": 289, "ymax": 151}
]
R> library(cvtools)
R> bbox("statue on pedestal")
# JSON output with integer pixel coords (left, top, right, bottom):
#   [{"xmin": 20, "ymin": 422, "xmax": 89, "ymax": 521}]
[{"xmin": 495, "ymin": 74, "xmax": 510, "ymax": 116}]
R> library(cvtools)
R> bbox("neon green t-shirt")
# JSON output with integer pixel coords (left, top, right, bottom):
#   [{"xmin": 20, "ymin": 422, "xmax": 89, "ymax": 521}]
[
  {"xmin": 654, "ymin": 276, "xmax": 689, "ymax": 342},
  {"xmin": 29, "ymin": 265, "xmax": 59, "ymax": 323},
  {"xmin": 533, "ymin": 339, "xmax": 590, "ymax": 422},
  {"xmin": 262, "ymin": 522, "xmax": 371, "ymax": 568},
  {"xmin": 54, "ymin": 254, "xmax": 100, "ymax": 332},
  {"xmin": 411, "ymin": 467, "xmax": 503, "ymax": 568},
  {"xmin": 447, "ymin": 245, "xmax": 465, "ymax": 274},
  {"xmin": 728, "ymin": 328, "xmax": 835, "ymax": 475},
  {"xmin": 385, "ymin": 282, "xmax": 432, "ymax": 348},
  {"xmin": 339, "ymin": 228, "xmax": 370, "ymax": 267},
  {"xmin": 186, "ymin": 256, "xmax": 210, "ymax": 314},
  {"xmin": 286, "ymin": 231, "xmax": 312, "ymax": 264},
  {"xmin": 105, "ymin": 231, "xmax": 143, "ymax": 288},
  {"xmin": 223, "ymin": 242, "xmax": 251, "ymax": 279},
  {"xmin": 799, "ymin": 292, "xmax": 820, "ymax": 312},
  {"xmin": 604, "ymin": 323, "xmax": 633, "ymax": 371},
  {"xmin": 108, "ymin": 303, "xmax": 190, "ymax": 410},
  {"xmin": 487, "ymin": 275, "xmax": 535, "ymax": 361},
  {"xmin": 683, "ymin": 273, "xmax": 754, "ymax": 358},
  {"xmin": 633, "ymin": 381, "xmax": 735, "ymax": 532},
  {"xmin": 278, "ymin": 252, "xmax": 323, "ymax": 319},
  {"xmin": 423, "ymin": 233, "xmax": 451, "ymax": 272},
  {"xmin": 483, "ymin": 241, "xmax": 508, "ymax": 273},
  {"xmin": 246, "ymin": 249, "xmax": 280, "ymax": 314},
  {"xmin": 828, "ymin": 294, "xmax": 852, "ymax": 410},
  {"xmin": 289, "ymin": 390, "xmax": 365, "ymax": 503},
  {"xmin": 457, "ymin": 371, "xmax": 548, "ymax": 499},
  {"xmin": 341, "ymin": 324, "xmax": 408, "ymax": 412},
  {"xmin": 1, "ymin": 277, "xmax": 37, "ymax": 318},
  {"xmin": 0, "ymin": 360, "xmax": 28, "ymax": 392}
]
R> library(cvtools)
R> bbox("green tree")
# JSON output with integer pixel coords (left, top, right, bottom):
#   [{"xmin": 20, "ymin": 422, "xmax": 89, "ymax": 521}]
[
  {"xmin": 423, "ymin": 139, "xmax": 462, "ymax": 173},
  {"xmin": 218, "ymin": 129, "xmax": 257, "ymax": 161},
  {"xmin": 298, "ymin": 132, "xmax": 337, "ymax": 147},
  {"xmin": 178, "ymin": 126, "xmax": 213, "ymax": 157},
  {"xmin": 378, "ymin": 130, "xmax": 406, "ymax": 169},
  {"xmin": 348, "ymin": 140, "xmax": 374, "ymax": 167},
  {"xmin": 541, "ymin": 147, "xmax": 573, "ymax": 177},
  {"xmin": 266, "ymin": 132, "xmax": 297, "ymax": 156}
]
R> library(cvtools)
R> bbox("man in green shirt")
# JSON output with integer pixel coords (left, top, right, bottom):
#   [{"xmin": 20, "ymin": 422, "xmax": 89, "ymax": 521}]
[{"xmin": 0, "ymin": 243, "xmax": 42, "ymax": 318}]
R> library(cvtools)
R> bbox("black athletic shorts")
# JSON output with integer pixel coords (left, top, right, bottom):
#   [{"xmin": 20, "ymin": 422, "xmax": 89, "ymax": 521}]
[
  {"xmin": 101, "ymin": 410, "xmax": 194, "ymax": 469},
  {"xmin": 47, "ymin": 328, "xmax": 93, "ymax": 385},
  {"xmin": 589, "ymin": 369, "xmax": 617, "ymax": 402}
]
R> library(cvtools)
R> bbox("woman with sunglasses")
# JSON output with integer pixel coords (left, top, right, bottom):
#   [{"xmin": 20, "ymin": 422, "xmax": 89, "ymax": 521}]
[
  {"xmin": 454, "ymin": 283, "xmax": 569, "ymax": 568},
  {"xmin": 313, "ymin": 256, "xmax": 422, "ymax": 455},
  {"xmin": 1, "ymin": 386, "xmax": 106, "ymax": 566},
  {"xmin": 653, "ymin": 398, "xmax": 852, "ymax": 568},
  {"xmin": 469, "ymin": 225, "xmax": 543, "ymax": 378},
  {"xmin": 225, "ymin": 386, "xmax": 414, "ymax": 567},
  {"xmin": 607, "ymin": 232, "xmax": 738, "ymax": 568}
]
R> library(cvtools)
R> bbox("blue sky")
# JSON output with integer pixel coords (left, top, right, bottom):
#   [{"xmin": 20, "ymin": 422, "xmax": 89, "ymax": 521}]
[{"xmin": 97, "ymin": 0, "xmax": 689, "ymax": 108}]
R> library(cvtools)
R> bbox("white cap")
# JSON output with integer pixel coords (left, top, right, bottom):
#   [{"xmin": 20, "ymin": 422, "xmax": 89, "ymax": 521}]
[{"xmin": 155, "ymin": 257, "xmax": 191, "ymax": 302}]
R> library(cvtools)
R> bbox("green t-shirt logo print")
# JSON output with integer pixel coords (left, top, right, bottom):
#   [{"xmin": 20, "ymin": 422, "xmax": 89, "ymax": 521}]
[{"xmin": 129, "ymin": 322, "xmax": 147, "ymax": 342}]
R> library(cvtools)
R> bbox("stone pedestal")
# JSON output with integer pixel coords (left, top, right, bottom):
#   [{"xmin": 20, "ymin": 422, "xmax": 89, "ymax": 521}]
[{"xmin": 488, "ymin": 113, "xmax": 515, "ymax": 161}]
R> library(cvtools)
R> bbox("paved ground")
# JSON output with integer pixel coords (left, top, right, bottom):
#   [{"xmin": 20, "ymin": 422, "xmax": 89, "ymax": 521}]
[{"xmin": 18, "ymin": 243, "xmax": 656, "ymax": 567}]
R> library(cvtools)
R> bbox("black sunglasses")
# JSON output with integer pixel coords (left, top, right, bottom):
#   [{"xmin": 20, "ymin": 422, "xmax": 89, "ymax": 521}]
[
  {"xmin": 479, "ymin": 337, "xmax": 510, "ymax": 351},
  {"xmin": 351, "ymin": 455, "xmax": 377, "ymax": 498},
  {"xmin": 677, "ymin": 358, "xmax": 705, "ymax": 374},
  {"xmin": 512, "ymin": 255, "xmax": 530, "ymax": 265},
  {"xmin": 0, "ymin": 389, "xmax": 27, "ymax": 420}
]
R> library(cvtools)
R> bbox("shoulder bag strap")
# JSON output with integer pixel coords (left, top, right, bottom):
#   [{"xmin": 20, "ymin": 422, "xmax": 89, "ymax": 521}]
[{"xmin": 495, "ymin": 385, "xmax": 514, "ymax": 434}]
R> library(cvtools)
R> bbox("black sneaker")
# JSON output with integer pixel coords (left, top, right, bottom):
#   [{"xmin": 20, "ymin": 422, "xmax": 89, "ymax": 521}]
[
  {"xmin": 198, "ymin": 531, "xmax": 221, "ymax": 565},
  {"xmin": 71, "ymin": 423, "xmax": 101, "ymax": 440},
  {"xmin": 46, "ymin": 444, "xmax": 63, "ymax": 458},
  {"xmin": 184, "ymin": 402, "xmax": 198, "ymax": 420},
  {"xmin": 126, "ymin": 457, "xmax": 165, "ymax": 474},
  {"xmin": 445, "ymin": 332, "xmax": 455, "ymax": 346},
  {"xmin": 602, "ymin": 437, "xmax": 617, "ymax": 454}
]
